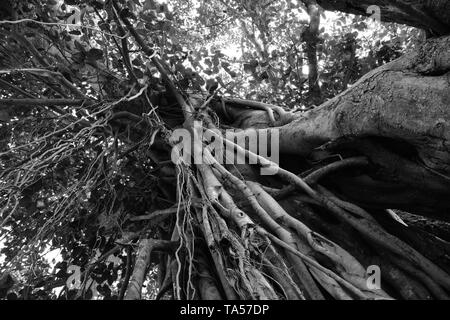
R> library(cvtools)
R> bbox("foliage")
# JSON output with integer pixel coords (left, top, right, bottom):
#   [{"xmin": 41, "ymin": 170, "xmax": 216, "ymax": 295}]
[{"xmin": 0, "ymin": 0, "xmax": 430, "ymax": 300}]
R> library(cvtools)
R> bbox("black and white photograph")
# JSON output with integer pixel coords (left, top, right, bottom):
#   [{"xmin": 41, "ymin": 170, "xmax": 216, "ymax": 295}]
[{"xmin": 0, "ymin": 0, "xmax": 449, "ymax": 311}]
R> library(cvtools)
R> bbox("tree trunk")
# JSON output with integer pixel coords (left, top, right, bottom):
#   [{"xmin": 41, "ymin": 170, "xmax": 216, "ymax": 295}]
[
  {"xmin": 2, "ymin": 0, "xmax": 450, "ymax": 301},
  {"xmin": 221, "ymin": 34, "xmax": 450, "ymax": 219},
  {"xmin": 316, "ymin": 0, "xmax": 450, "ymax": 36}
]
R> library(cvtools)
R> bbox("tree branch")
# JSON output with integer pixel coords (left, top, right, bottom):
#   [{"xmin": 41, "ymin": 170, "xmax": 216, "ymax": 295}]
[
  {"xmin": 124, "ymin": 239, "xmax": 178, "ymax": 300},
  {"xmin": 0, "ymin": 98, "xmax": 92, "ymax": 107}
]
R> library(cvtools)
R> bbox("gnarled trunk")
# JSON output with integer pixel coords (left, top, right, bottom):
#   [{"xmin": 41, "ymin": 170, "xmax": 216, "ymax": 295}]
[
  {"xmin": 316, "ymin": 0, "xmax": 450, "ymax": 36},
  {"xmin": 218, "ymin": 35, "xmax": 450, "ymax": 220}
]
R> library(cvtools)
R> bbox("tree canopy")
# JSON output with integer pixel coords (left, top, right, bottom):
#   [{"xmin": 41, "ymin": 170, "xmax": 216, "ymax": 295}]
[{"xmin": 0, "ymin": 0, "xmax": 449, "ymax": 300}]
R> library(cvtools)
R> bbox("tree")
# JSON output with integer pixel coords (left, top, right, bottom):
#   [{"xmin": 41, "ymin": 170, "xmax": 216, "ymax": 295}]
[
  {"xmin": 0, "ymin": 0, "xmax": 449, "ymax": 300},
  {"xmin": 316, "ymin": 0, "xmax": 450, "ymax": 37}
]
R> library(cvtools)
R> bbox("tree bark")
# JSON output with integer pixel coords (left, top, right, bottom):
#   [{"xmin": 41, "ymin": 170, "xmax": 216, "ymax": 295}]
[
  {"xmin": 124, "ymin": 240, "xmax": 177, "ymax": 300},
  {"xmin": 217, "ymin": 35, "xmax": 450, "ymax": 219},
  {"xmin": 3, "ymin": 0, "xmax": 450, "ymax": 301},
  {"xmin": 316, "ymin": 0, "xmax": 450, "ymax": 36}
]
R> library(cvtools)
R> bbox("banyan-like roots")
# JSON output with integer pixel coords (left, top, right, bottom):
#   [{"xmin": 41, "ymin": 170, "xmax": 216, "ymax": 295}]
[
  {"xmin": 121, "ymin": 33, "xmax": 450, "ymax": 301},
  {"xmin": 135, "ymin": 114, "xmax": 450, "ymax": 301}
]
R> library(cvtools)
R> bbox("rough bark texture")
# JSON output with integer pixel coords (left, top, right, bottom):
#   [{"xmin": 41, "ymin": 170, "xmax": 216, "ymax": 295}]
[
  {"xmin": 110, "ymin": 27, "xmax": 450, "ymax": 300},
  {"xmin": 316, "ymin": 0, "xmax": 450, "ymax": 36},
  {"xmin": 217, "ymin": 35, "xmax": 450, "ymax": 219}
]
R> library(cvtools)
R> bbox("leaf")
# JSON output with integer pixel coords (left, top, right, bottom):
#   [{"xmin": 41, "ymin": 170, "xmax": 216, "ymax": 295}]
[
  {"xmin": 213, "ymin": 55, "xmax": 220, "ymax": 67},
  {"xmin": 74, "ymin": 40, "xmax": 85, "ymax": 52},
  {"xmin": 243, "ymin": 63, "xmax": 255, "ymax": 74},
  {"xmin": 224, "ymin": 67, "xmax": 237, "ymax": 78},
  {"xmin": 98, "ymin": 21, "xmax": 109, "ymax": 31},
  {"xmin": 106, "ymin": 255, "xmax": 122, "ymax": 267},
  {"xmin": 72, "ymin": 51, "xmax": 85, "ymax": 63},
  {"xmin": 249, "ymin": 59, "xmax": 259, "ymax": 68},
  {"xmin": 133, "ymin": 68, "xmax": 144, "ymax": 78},
  {"xmin": 132, "ymin": 57, "xmax": 143, "ymax": 67},
  {"xmin": 132, "ymin": 0, "xmax": 142, "ymax": 7},
  {"xmin": 204, "ymin": 58, "xmax": 212, "ymax": 67},
  {"xmin": 206, "ymin": 78, "xmax": 218, "ymax": 93},
  {"xmin": 87, "ymin": 48, "xmax": 103, "ymax": 61},
  {"xmin": 259, "ymin": 71, "xmax": 269, "ymax": 80}
]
